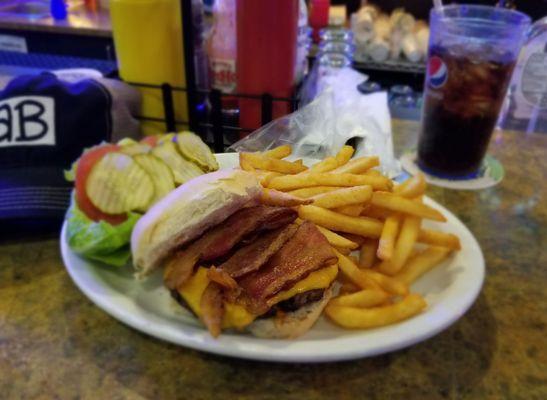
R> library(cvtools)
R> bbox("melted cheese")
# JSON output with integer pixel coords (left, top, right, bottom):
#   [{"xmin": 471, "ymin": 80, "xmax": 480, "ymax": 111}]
[
  {"xmin": 177, "ymin": 267, "xmax": 254, "ymax": 329},
  {"xmin": 267, "ymin": 264, "xmax": 339, "ymax": 306},
  {"xmin": 223, "ymin": 302, "xmax": 256, "ymax": 329},
  {"xmin": 177, "ymin": 264, "xmax": 339, "ymax": 329},
  {"xmin": 178, "ymin": 266, "xmax": 209, "ymax": 318}
]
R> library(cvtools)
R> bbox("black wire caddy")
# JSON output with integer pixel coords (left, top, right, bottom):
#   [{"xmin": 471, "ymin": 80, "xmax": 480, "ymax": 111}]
[{"xmin": 125, "ymin": 0, "xmax": 300, "ymax": 154}]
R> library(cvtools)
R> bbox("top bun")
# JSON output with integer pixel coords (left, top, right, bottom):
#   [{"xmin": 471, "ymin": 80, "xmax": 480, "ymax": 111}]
[{"xmin": 131, "ymin": 169, "xmax": 262, "ymax": 277}]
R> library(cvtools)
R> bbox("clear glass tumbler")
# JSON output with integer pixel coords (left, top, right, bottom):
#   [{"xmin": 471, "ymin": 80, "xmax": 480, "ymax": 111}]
[{"xmin": 417, "ymin": 5, "xmax": 531, "ymax": 178}]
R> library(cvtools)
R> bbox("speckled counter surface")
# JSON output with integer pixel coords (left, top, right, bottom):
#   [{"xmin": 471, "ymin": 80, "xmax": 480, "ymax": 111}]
[{"xmin": 1, "ymin": 121, "xmax": 546, "ymax": 400}]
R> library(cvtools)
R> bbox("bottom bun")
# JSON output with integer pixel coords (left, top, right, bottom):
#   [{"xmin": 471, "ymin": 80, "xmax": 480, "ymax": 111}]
[{"xmin": 246, "ymin": 286, "xmax": 334, "ymax": 339}]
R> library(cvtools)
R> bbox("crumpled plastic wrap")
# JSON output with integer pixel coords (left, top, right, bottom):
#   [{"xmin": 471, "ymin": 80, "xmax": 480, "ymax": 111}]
[{"xmin": 229, "ymin": 67, "xmax": 401, "ymax": 177}]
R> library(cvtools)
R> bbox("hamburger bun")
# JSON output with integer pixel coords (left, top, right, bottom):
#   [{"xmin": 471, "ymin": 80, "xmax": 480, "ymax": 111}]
[
  {"xmin": 246, "ymin": 286, "xmax": 334, "ymax": 339},
  {"xmin": 131, "ymin": 169, "xmax": 262, "ymax": 277},
  {"xmin": 132, "ymin": 168, "xmax": 336, "ymax": 339}
]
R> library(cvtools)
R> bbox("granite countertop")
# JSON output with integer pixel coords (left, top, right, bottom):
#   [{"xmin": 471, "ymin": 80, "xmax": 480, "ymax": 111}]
[{"xmin": 0, "ymin": 120, "xmax": 546, "ymax": 399}]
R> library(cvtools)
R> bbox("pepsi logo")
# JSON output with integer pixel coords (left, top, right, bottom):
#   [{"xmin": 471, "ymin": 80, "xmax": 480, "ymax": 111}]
[{"xmin": 428, "ymin": 56, "xmax": 448, "ymax": 88}]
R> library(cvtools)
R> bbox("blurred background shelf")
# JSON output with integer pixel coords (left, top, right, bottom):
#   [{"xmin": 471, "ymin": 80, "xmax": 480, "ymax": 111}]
[
  {"xmin": 0, "ymin": 0, "xmax": 545, "ymax": 136},
  {"xmin": 353, "ymin": 58, "xmax": 425, "ymax": 74},
  {"xmin": 0, "ymin": 50, "xmax": 116, "ymax": 75},
  {"xmin": 0, "ymin": 0, "xmax": 111, "ymax": 37}
]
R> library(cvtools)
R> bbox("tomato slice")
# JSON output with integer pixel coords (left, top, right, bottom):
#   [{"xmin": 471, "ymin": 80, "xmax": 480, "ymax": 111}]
[
  {"xmin": 74, "ymin": 144, "xmax": 128, "ymax": 225},
  {"xmin": 140, "ymin": 135, "xmax": 159, "ymax": 147}
]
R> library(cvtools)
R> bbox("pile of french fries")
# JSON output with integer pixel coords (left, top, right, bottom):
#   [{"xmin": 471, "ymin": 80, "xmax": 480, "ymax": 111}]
[{"xmin": 239, "ymin": 145, "xmax": 461, "ymax": 330}]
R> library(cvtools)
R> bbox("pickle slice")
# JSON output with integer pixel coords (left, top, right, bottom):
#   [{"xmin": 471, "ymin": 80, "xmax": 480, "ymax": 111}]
[
  {"xmin": 86, "ymin": 153, "xmax": 155, "ymax": 214},
  {"xmin": 157, "ymin": 133, "xmax": 176, "ymax": 145},
  {"xmin": 151, "ymin": 140, "xmax": 204, "ymax": 185},
  {"xmin": 117, "ymin": 137, "xmax": 138, "ymax": 147},
  {"xmin": 120, "ymin": 143, "xmax": 152, "ymax": 156},
  {"xmin": 176, "ymin": 131, "xmax": 219, "ymax": 172},
  {"xmin": 133, "ymin": 154, "xmax": 176, "ymax": 205}
]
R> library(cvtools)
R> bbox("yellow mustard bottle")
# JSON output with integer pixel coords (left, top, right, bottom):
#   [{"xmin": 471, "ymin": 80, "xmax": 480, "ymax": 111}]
[{"xmin": 110, "ymin": 0, "xmax": 188, "ymax": 135}]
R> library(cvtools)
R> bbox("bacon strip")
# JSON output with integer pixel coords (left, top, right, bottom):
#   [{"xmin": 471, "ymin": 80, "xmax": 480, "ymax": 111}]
[
  {"xmin": 237, "ymin": 221, "xmax": 337, "ymax": 305},
  {"xmin": 220, "ymin": 224, "xmax": 299, "ymax": 278},
  {"xmin": 260, "ymin": 188, "xmax": 313, "ymax": 207},
  {"xmin": 208, "ymin": 266, "xmax": 242, "ymax": 303},
  {"xmin": 200, "ymin": 205, "xmax": 297, "ymax": 261},
  {"xmin": 164, "ymin": 205, "xmax": 296, "ymax": 290},
  {"xmin": 164, "ymin": 250, "xmax": 200, "ymax": 290},
  {"xmin": 207, "ymin": 266, "xmax": 239, "ymax": 290},
  {"xmin": 259, "ymin": 208, "xmax": 298, "ymax": 231},
  {"xmin": 200, "ymin": 282, "xmax": 224, "ymax": 338}
]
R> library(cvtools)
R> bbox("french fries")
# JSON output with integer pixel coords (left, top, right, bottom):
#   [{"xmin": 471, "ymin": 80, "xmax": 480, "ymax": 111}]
[
  {"xmin": 371, "ymin": 192, "xmax": 447, "ymax": 222},
  {"xmin": 264, "ymin": 145, "xmax": 292, "ymax": 159},
  {"xmin": 377, "ymin": 214, "xmax": 401, "ymax": 261},
  {"xmin": 260, "ymin": 188, "xmax": 313, "ymax": 207},
  {"xmin": 361, "ymin": 269, "xmax": 408, "ymax": 296},
  {"xmin": 334, "ymin": 246, "xmax": 352, "ymax": 256},
  {"xmin": 395, "ymin": 247, "xmax": 452, "ymax": 285},
  {"xmin": 268, "ymin": 172, "xmax": 393, "ymax": 191},
  {"xmin": 329, "ymin": 289, "xmax": 388, "ymax": 308},
  {"xmin": 359, "ymin": 239, "xmax": 378, "ymax": 268},
  {"xmin": 335, "ymin": 145, "xmax": 355, "ymax": 166},
  {"xmin": 364, "ymin": 169, "xmax": 383, "ymax": 177},
  {"xmin": 334, "ymin": 249, "xmax": 383, "ymax": 291},
  {"xmin": 299, "ymin": 205, "xmax": 383, "ymax": 238},
  {"xmin": 310, "ymin": 186, "xmax": 372, "ymax": 209},
  {"xmin": 253, "ymin": 170, "xmax": 282, "ymax": 186},
  {"xmin": 339, "ymin": 282, "xmax": 361, "ymax": 294},
  {"xmin": 341, "ymin": 233, "xmax": 366, "ymax": 246},
  {"xmin": 349, "ymin": 255, "xmax": 360, "ymax": 265},
  {"xmin": 307, "ymin": 157, "xmax": 339, "ymax": 173},
  {"xmin": 394, "ymin": 173, "xmax": 426, "ymax": 198},
  {"xmin": 239, "ymin": 156, "xmax": 255, "ymax": 172},
  {"xmin": 287, "ymin": 186, "xmax": 342, "ymax": 198},
  {"xmin": 417, "ymin": 229, "xmax": 461, "ymax": 250},
  {"xmin": 378, "ymin": 216, "xmax": 421, "ymax": 275},
  {"xmin": 325, "ymin": 294, "xmax": 427, "ymax": 329},
  {"xmin": 332, "ymin": 156, "xmax": 380, "ymax": 174},
  {"xmin": 240, "ymin": 152, "xmax": 307, "ymax": 174},
  {"xmin": 333, "ymin": 204, "xmax": 365, "ymax": 217},
  {"xmin": 361, "ymin": 204, "xmax": 392, "ymax": 220},
  {"xmin": 294, "ymin": 218, "xmax": 359, "ymax": 249},
  {"xmin": 236, "ymin": 144, "xmax": 462, "ymax": 333},
  {"xmin": 318, "ymin": 227, "xmax": 359, "ymax": 250}
]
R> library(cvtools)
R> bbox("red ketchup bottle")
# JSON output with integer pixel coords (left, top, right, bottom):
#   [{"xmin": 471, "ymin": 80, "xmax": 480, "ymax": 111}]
[
  {"xmin": 236, "ymin": 0, "xmax": 299, "ymax": 134},
  {"xmin": 309, "ymin": 0, "xmax": 330, "ymax": 43}
]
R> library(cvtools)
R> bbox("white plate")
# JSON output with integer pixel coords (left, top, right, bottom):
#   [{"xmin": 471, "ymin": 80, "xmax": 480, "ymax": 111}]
[{"xmin": 60, "ymin": 153, "xmax": 485, "ymax": 363}]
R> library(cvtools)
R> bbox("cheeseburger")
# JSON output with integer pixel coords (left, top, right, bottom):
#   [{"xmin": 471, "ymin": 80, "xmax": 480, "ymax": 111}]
[{"xmin": 131, "ymin": 169, "xmax": 338, "ymax": 338}]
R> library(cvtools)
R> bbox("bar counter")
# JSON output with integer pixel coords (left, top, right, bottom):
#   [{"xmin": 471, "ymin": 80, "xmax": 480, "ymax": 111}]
[
  {"xmin": 0, "ymin": 120, "xmax": 545, "ymax": 399},
  {"xmin": 0, "ymin": 7, "xmax": 111, "ymax": 37}
]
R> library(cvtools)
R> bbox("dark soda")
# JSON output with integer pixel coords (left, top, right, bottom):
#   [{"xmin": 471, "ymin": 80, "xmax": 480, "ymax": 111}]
[{"xmin": 418, "ymin": 45, "xmax": 517, "ymax": 177}]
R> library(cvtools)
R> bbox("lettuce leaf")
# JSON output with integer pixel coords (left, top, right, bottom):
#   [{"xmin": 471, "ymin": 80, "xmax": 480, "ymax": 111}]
[
  {"xmin": 64, "ymin": 159, "xmax": 78, "ymax": 182},
  {"xmin": 65, "ymin": 196, "xmax": 141, "ymax": 267}
]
